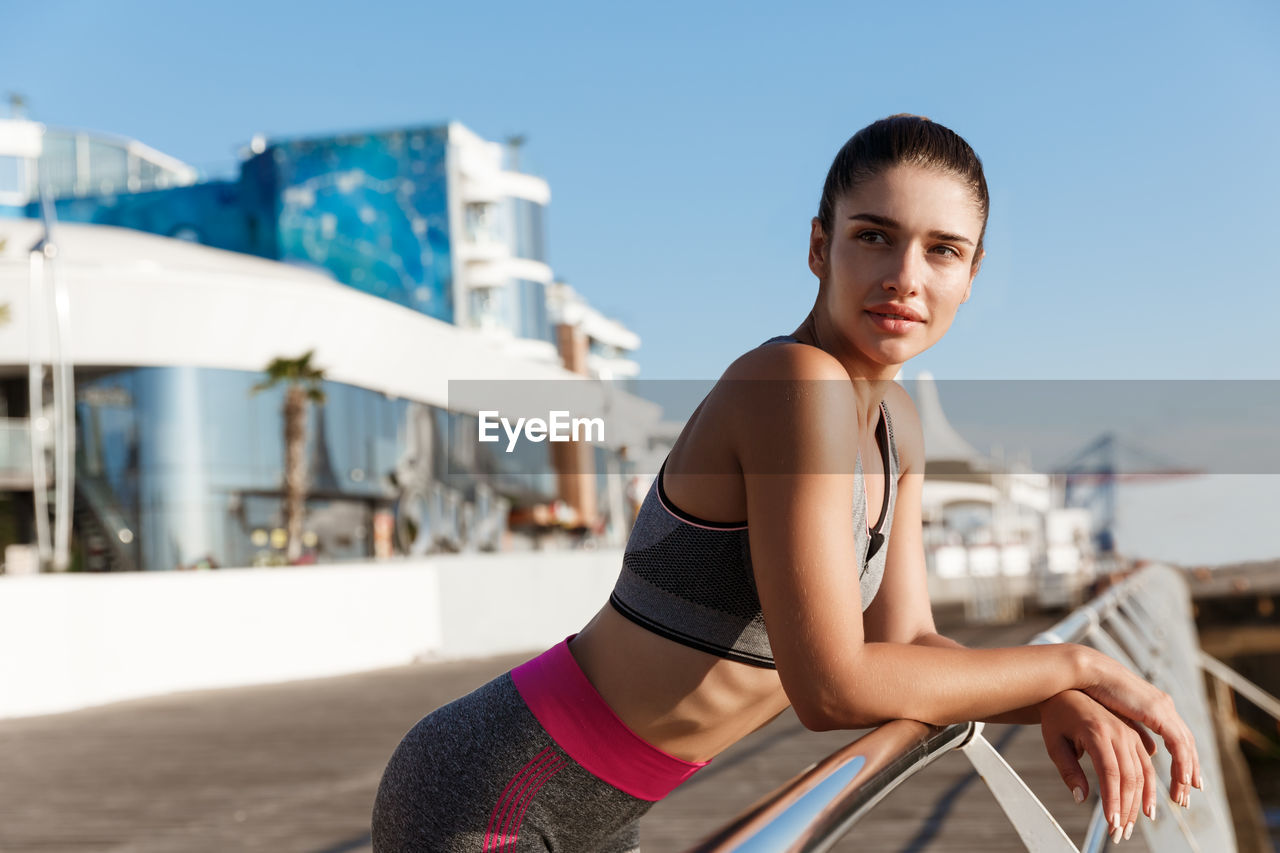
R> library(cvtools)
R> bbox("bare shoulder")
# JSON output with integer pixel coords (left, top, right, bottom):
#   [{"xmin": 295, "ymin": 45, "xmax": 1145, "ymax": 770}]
[
  {"xmin": 716, "ymin": 341, "xmax": 858, "ymax": 475},
  {"xmin": 721, "ymin": 339, "xmax": 851, "ymax": 383},
  {"xmin": 881, "ymin": 380, "xmax": 925, "ymax": 475}
]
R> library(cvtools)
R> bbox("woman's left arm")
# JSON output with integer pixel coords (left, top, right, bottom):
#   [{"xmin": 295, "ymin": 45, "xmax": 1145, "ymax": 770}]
[
  {"xmin": 862, "ymin": 388, "xmax": 1164, "ymax": 835},
  {"xmin": 862, "ymin": 383, "xmax": 1077, "ymax": 725}
]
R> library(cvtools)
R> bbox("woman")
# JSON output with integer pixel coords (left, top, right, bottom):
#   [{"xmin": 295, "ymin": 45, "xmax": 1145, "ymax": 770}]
[{"xmin": 372, "ymin": 114, "xmax": 1201, "ymax": 851}]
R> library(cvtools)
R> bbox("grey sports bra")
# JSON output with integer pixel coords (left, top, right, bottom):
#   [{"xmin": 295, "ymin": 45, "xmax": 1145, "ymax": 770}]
[{"xmin": 608, "ymin": 334, "xmax": 900, "ymax": 668}]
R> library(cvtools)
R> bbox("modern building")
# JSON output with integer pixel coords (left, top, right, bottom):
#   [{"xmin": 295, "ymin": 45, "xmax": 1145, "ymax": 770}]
[{"xmin": 0, "ymin": 116, "xmax": 656, "ymax": 572}]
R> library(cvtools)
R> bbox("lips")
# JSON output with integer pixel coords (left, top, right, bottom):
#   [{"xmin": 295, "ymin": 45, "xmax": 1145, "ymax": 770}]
[{"xmin": 865, "ymin": 303, "xmax": 925, "ymax": 323}]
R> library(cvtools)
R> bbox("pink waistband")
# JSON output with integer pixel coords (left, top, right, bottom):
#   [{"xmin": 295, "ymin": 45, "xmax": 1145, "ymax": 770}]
[{"xmin": 510, "ymin": 637, "xmax": 709, "ymax": 802}]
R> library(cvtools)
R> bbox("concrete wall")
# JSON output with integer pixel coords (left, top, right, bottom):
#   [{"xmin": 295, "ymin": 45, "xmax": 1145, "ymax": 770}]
[{"xmin": 0, "ymin": 549, "xmax": 620, "ymax": 720}]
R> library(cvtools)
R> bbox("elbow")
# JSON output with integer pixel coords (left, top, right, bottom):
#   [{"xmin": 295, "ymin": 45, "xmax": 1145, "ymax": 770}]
[
  {"xmin": 784, "ymin": 651, "xmax": 889, "ymax": 732},
  {"xmin": 794, "ymin": 702, "xmax": 840, "ymax": 732},
  {"xmin": 791, "ymin": 687, "xmax": 885, "ymax": 732}
]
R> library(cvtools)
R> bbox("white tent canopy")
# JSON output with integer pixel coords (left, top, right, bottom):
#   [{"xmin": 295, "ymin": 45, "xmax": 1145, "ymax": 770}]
[{"xmin": 911, "ymin": 371, "xmax": 990, "ymax": 467}]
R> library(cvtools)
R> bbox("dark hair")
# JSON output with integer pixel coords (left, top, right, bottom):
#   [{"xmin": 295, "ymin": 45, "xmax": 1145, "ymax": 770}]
[{"xmin": 816, "ymin": 114, "xmax": 989, "ymax": 259}]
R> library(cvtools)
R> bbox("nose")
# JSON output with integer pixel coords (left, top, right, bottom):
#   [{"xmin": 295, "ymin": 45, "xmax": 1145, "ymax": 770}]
[{"xmin": 882, "ymin": 244, "xmax": 926, "ymax": 295}]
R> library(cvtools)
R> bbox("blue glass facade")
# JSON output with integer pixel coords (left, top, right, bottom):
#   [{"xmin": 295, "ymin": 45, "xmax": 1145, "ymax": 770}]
[
  {"xmin": 74, "ymin": 366, "xmax": 555, "ymax": 571},
  {"xmin": 11, "ymin": 126, "xmax": 455, "ymax": 323},
  {"xmin": 48, "ymin": 180, "xmax": 270, "ymax": 257},
  {"xmin": 259, "ymin": 128, "xmax": 453, "ymax": 321}
]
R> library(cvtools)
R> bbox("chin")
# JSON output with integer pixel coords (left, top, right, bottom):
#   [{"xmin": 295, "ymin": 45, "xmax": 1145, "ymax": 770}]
[{"xmin": 872, "ymin": 342, "xmax": 924, "ymax": 367}]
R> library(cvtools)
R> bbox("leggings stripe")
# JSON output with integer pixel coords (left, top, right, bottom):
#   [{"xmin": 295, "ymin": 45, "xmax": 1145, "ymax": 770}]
[
  {"xmin": 495, "ymin": 751, "xmax": 555, "ymax": 848},
  {"xmin": 506, "ymin": 754, "xmax": 566, "ymax": 847},
  {"xmin": 484, "ymin": 748, "xmax": 552, "ymax": 849},
  {"xmin": 484, "ymin": 747, "xmax": 563, "ymax": 850}
]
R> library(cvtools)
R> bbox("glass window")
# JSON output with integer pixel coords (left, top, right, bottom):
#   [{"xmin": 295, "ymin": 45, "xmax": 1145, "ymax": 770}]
[
  {"xmin": 39, "ymin": 133, "xmax": 77, "ymax": 197},
  {"xmin": 0, "ymin": 155, "xmax": 22, "ymax": 198},
  {"xmin": 137, "ymin": 159, "xmax": 160, "ymax": 191},
  {"xmin": 70, "ymin": 365, "xmax": 545, "ymax": 569},
  {"xmin": 88, "ymin": 140, "xmax": 128, "ymax": 195},
  {"xmin": 511, "ymin": 199, "xmax": 546, "ymax": 262},
  {"xmin": 469, "ymin": 286, "xmax": 506, "ymax": 331},
  {"xmin": 465, "ymin": 201, "xmax": 498, "ymax": 243},
  {"xmin": 514, "ymin": 279, "xmax": 551, "ymax": 342}
]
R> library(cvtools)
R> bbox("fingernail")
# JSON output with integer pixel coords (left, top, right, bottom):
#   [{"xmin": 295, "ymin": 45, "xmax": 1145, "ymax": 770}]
[
  {"xmin": 1125, "ymin": 822, "xmax": 1134, "ymax": 841},
  {"xmin": 1112, "ymin": 825, "xmax": 1123, "ymax": 844},
  {"xmin": 1146, "ymin": 804, "xmax": 1156, "ymax": 821},
  {"xmin": 1073, "ymin": 786, "xmax": 1084, "ymax": 804},
  {"xmin": 1195, "ymin": 773, "xmax": 1203, "ymax": 789},
  {"xmin": 1182, "ymin": 772, "xmax": 1191, "ymax": 785},
  {"xmin": 1111, "ymin": 812, "xmax": 1121, "ymax": 830}
]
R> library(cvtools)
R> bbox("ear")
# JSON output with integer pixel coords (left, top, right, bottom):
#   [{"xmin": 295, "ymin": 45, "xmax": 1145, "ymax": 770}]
[
  {"xmin": 962, "ymin": 248, "xmax": 984, "ymax": 304},
  {"xmin": 808, "ymin": 218, "xmax": 829, "ymax": 280}
]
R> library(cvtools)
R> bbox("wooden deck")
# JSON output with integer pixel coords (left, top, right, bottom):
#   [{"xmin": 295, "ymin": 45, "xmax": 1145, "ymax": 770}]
[{"xmin": 0, "ymin": 614, "xmax": 1172, "ymax": 852}]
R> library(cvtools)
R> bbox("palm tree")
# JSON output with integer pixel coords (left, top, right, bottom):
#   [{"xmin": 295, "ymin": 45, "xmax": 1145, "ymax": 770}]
[{"xmin": 251, "ymin": 351, "xmax": 327, "ymax": 563}]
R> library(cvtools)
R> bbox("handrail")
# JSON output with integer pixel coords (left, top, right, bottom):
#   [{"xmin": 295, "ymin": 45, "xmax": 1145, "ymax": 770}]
[
  {"xmin": 1199, "ymin": 651, "xmax": 1280, "ymax": 722},
  {"xmin": 687, "ymin": 721, "xmax": 976, "ymax": 853},
  {"xmin": 73, "ymin": 463, "xmax": 138, "ymax": 572},
  {"xmin": 690, "ymin": 564, "xmax": 1254, "ymax": 852}
]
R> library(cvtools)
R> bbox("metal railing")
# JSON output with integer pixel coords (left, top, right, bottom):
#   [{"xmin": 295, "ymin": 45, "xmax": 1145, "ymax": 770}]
[
  {"xmin": 26, "ymin": 169, "xmax": 75, "ymax": 572},
  {"xmin": 692, "ymin": 564, "xmax": 1277, "ymax": 852}
]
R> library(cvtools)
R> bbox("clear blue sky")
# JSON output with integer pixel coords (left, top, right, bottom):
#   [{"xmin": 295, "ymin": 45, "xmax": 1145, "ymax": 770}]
[
  {"xmin": 7, "ymin": 0, "xmax": 1278, "ymax": 381},
  {"xmin": 5, "ymin": 1, "xmax": 1279, "ymax": 563}
]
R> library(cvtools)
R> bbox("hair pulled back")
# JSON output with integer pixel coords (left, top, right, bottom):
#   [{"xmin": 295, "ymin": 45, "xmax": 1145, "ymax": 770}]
[{"xmin": 816, "ymin": 114, "xmax": 989, "ymax": 258}]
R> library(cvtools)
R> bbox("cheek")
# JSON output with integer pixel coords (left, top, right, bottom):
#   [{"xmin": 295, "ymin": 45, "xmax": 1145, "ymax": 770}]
[
  {"xmin": 922, "ymin": 280, "xmax": 969, "ymax": 328},
  {"xmin": 935, "ymin": 276, "xmax": 971, "ymax": 309},
  {"xmin": 928, "ymin": 294, "xmax": 966, "ymax": 336}
]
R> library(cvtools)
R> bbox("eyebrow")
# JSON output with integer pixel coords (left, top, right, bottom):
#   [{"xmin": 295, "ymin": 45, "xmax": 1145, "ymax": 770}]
[{"xmin": 848, "ymin": 212, "xmax": 975, "ymax": 248}]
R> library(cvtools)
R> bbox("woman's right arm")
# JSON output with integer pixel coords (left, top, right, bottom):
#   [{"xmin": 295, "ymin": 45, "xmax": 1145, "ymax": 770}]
[{"xmin": 726, "ymin": 345, "xmax": 1199, "ymax": 796}]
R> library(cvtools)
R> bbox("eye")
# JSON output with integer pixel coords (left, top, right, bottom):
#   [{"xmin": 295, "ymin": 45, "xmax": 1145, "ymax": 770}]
[
  {"xmin": 855, "ymin": 230, "xmax": 887, "ymax": 244},
  {"xmin": 932, "ymin": 244, "xmax": 962, "ymax": 258}
]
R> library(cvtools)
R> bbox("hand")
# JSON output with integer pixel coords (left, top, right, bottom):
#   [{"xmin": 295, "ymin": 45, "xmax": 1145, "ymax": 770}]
[
  {"xmin": 1040, "ymin": 690, "xmax": 1158, "ymax": 842},
  {"xmin": 1073, "ymin": 646, "xmax": 1201, "ymax": 810}
]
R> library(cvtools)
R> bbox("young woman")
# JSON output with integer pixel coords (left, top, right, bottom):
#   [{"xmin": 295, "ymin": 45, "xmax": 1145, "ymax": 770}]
[{"xmin": 372, "ymin": 114, "xmax": 1201, "ymax": 852}]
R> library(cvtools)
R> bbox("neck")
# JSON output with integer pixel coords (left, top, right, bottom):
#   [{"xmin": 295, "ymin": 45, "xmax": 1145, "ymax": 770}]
[{"xmin": 790, "ymin": 311, "xmax": 897, "ymax": 431}]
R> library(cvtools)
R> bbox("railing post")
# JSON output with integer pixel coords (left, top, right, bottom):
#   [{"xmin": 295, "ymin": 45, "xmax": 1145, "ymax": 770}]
[{"xmin": 960, "ymin": 730, "xmax": 1078, "ymax": 852}]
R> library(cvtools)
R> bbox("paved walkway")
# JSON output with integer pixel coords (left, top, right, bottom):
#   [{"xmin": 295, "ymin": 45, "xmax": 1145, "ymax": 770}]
[{"xmin": 0, "ymin": 614, "xmax": 1150, "ymax": 852}]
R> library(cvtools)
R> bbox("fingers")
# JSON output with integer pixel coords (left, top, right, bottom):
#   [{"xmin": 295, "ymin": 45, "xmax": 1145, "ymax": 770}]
[
  {"xmin": 1147, "ymin": 692, "xmax": 1201, "ymax": 808},
  {"xmin": 1103, "ymin": 686, "xmax": 1197, "ymax": 809},
  {"xmin": 1043, "ymin": 732, "xmax": 1088, "ymax": 804},
  {"xmin": 1075, "ymin": 724, "xmax": 1155, "ymax": 843},
  {"xmin": 1138, "ymin": 738, "xmax": 1159, "ymax": 823},
  {"xmin": 1081, "ymin": 735, "xmax": 1125, "ymax": 840},
  {"xmin": 1118, "ymin": 742, "xmax": 1139, "ymax": 843}
]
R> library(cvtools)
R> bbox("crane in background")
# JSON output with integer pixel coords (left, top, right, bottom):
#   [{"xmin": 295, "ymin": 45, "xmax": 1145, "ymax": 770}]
[{"xmin": 1059, "ymin": 432, "xmax": 1201, "ymax": 555}]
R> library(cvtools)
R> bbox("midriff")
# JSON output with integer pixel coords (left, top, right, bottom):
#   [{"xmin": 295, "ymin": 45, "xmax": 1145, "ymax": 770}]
[{"xmin": 568, "ymin": 603, "xmax": 791, "ymax": 764}]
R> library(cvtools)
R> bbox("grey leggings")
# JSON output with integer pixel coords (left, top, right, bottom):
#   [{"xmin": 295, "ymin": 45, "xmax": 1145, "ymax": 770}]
[{"xmin": 371, "ymin": 672, "xmax": 653, "ymax": 852}]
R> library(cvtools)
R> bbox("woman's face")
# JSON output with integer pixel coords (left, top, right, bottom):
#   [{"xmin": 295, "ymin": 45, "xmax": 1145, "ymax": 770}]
[{"xmin": 809, "ymin": 164, "xmax": 985, "ymax": 372}]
